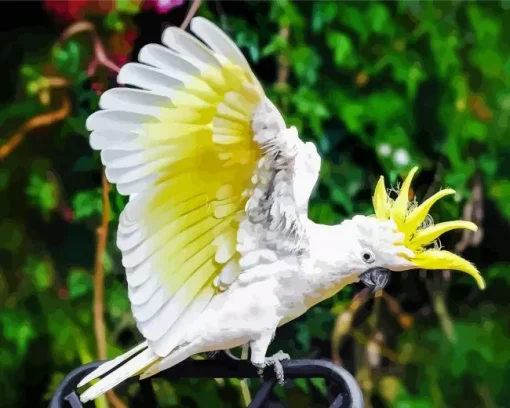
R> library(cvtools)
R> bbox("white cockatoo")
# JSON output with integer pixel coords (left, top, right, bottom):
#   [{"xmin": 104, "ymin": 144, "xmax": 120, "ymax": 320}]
[{"xmin": 78, "ymin": 17, "xmax": 485, "ymax": 402}]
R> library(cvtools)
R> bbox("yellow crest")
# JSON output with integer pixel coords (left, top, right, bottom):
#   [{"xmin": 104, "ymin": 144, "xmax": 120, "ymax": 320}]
[{"xmin": 372, "ymin": 167, "xmax": 485, "ymax": 289}]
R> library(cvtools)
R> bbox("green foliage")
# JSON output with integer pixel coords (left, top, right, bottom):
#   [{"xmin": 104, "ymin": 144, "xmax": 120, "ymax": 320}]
[
  {"xmin": 68, "ymin": 268, "xmax": 93, "ymax": 299},
  {"xmin": 72, "ymin": 189, "xmax": 103, "ymax": 220},
  {"xmin": 1, "ymin": 1, "xmax": 509, "ymax": 407}
]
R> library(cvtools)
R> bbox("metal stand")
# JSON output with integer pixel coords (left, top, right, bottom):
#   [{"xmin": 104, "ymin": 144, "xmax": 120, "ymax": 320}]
[{"xmin": 49, "ymin": 351, "xmax": 364, "ymax": 408}]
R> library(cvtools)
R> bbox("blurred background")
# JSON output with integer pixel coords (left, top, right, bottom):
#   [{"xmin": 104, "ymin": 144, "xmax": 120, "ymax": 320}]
[{"xmin": 0, "ymin": 1, "xmax": 509, "ymax": 407}]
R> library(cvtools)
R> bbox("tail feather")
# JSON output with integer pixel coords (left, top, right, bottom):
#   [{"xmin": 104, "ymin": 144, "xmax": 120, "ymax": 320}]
[
  {"xmin": 139, "ymin": 345, "xmax": 193, "ymax": 379},
  {"xmin": 79, "ymin": 347, "xmax": 159, "ymax": 403},
  {"xmin": 77, "ymin": 341, "xmax": 148, "ymax": 388}
]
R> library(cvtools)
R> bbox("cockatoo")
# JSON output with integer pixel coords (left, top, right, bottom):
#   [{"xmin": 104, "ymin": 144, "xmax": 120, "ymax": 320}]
[{"xmin": 78, "ymin": 17, "xmax": 485, "ymax": 402}]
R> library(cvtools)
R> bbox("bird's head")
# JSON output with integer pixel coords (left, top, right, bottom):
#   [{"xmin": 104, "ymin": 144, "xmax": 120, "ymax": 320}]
[{"xmin": 343, "ymin": 167, "xmax": 485, "ymax": 292}]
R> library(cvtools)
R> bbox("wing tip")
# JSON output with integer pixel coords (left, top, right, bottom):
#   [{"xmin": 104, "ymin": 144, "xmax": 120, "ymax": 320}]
[
  {"xmin": 161, "ymin": 25, "xmax": 182, "ymax": 48},
  {"xmin": 189, "ymin": 16, "xmax": 209, "ymax": 31}
]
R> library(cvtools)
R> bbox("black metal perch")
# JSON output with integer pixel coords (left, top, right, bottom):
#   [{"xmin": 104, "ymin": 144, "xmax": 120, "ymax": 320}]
[{"xmin": 49, "ymin": 351, "xmax": 364, "ymax": 408}]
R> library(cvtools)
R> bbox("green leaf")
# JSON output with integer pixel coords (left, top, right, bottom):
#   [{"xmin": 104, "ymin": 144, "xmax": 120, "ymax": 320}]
[
  {"xmin": 65, "ymin": 116, "xmax": 88, "ymax": 136},
  {"xmin": 0, "ymin": 219, "xmax": 23, "ymax": 252},
  {"xmin": 327, "ymin": 32, "xmax": 357, "ymax": 69},
  {"xmin": 366, "ymin": 3, "xmax": 391, "ymax": 36},
  {"xmin": 443, "ymin": 169, "xmax": 473, "ymax": 200},
  {"xmin": 470, "ymin": 48, "xmax": 503, "ymax": 78},
  {"xmin": 366, "ymin": 91, "xmax": 407, "ymax": 124},
  {"xmin": 293, "ymin": 378, "xmax": 309, "ymax": 393},
  {"xmin": 339, "ymin": 100, "xmax": 365, "ymax": 133},
  {"xmin": 269, "ymin": 0, "xmax": 304, "ymax": 28},
  {"xmin": 489, "ymin": 180, "xmax": 510, "ymax": 219},
  {"xmin": 310, "ymin": 378, "xmax": 327, "ymax": 396},
  {"xmin": 290, "ymin": 46, "xmax": 321, "ymax": 85},
  {"xmin": 338, "ymin": 6, "xmax": 368, "ymax": 44},
  {"xmin": 467, "ymin": 4, "xmax": 502, "ymax": 47},
  {"xmin": 52, "ymin": 46, "xmax": 69, "ymax": 72},
  {"xmin": 68, "ymin": 268, "xmax": 93, "ymax": 299},
  {"xmin": 0, "ymin": 310, "xmax": 36, "ymax": 357},
  {"xmin": 463, "ymin": 118, "xmax": 488, "ymax": 142},
  {"xmin": 52, "ymin": 40, "xmax": 81, "ymax": 76},
  {"xmin": 26, "ymin": 172, "xmax": 59, "ymax": 217},
  {"xmin": 312, "ymin": 1, "xmax": 339, "ymax": 32},
  {"xmin": 390, "ymin": 56, "xmax": 427, "ymax": 99},
  {"xmin": 261, "ymin": 35, "xmax": 288, "ymax": 58},
  {"xmin": 103, "ymin": 250, "xmax": 114, "ymax": 273},
  {"xmin": 228, "ymin": 18, "xmax": 260, "ymax": 62},
  {"xmin": 73, "ymin": 155, "xmax": 98, "ymax": 172},
  {"xmin": 295, "ymin": 322, "xmax": 311, "ymax": 351},
  {"xmin": 104, "ymin": 11, "xmax": 125, "ymax": 32},
  {"xmin": 309, "ymin": 202, "xmax": 340, "ymax": 225},
  {"xmin": 479, "ymin": 153, "xmax": 498, "ymax": 178},
  {"xmin": 427, "ymin": 30, "xmax": 461, "ymax": 78},
  {"xmin": 395, "ymin": 397, "xmax": 434, "ymax": 408},
  {"xmin": 47, "ymin": 309, "xmax": 76, "ymax": 364},
  {"xmin": 0, "ymin": 168, "xmax": 10, "ymax": 190},
  {"xmin": 114, "ymin": 0, "xmax": 142, "ymax": 15},
  {"xmin": 23, "ymin": 256, "xmax": 53, "ymax": 291},
  {"xmin": 72, "ymin": 189, "xmax": 103, "ymax": 220},
  {"xmin": 107, "ymin": 281, "xmax": 131, "ymax": 319},
  {"xmin": 331, "ymin": 187, "xmax": 353, "ymax": 214},
  {"xmin": 487, "ymin": 264, "xmax": 510, "ymax": 285},
  {"xmin": 291, "ymin": 87, "xmax": 330, "ymax": 134}
]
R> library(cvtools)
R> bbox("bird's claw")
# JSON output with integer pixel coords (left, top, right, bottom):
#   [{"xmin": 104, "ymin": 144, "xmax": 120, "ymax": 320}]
[{"xmin": 254, "ymin": 350, "xmax": 290, "ymax": 385}]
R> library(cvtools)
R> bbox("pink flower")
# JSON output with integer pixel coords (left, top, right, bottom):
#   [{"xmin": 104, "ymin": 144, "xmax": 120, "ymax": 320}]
[
  {"xmin": 44, "ymin": 0, "xmax": 114, "ymax": 24},
  {"xmin": 144, "ymin": 0, "xmax": 186, "ymax": 14}
]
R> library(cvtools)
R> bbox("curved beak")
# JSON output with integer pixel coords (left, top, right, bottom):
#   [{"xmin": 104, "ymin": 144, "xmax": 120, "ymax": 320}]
[{"xmin": 359, "ymin": 267, "xmax": 391, "ymax": 292}]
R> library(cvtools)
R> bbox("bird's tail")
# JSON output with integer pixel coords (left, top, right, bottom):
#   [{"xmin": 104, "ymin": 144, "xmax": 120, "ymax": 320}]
[{"xmin": 78, "ymin": 341, "xmax": 159, "ymax": 403}]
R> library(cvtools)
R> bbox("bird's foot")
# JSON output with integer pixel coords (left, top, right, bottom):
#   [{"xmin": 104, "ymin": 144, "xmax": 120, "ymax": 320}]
[{"xmin": 253, "ymin": 350, "xmax": 290, "ymax": 385}]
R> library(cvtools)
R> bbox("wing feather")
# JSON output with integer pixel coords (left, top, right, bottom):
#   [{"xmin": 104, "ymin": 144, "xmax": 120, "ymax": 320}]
[
  {"xmin": 162, "ymin": 27, "xmax": 222, "ymax": 68},
  {"xmin": 190, "ymin": 17, "xmax": 251, "ymax": 70},
  {"xmin": 87, "ymin": 18, "xmax": 314, "ymax": 360},
  {"xmin": 87, "ymin": 18, "xmax": 263, "ymax": 357},
  {"xmin": 138, "ymin": 44, "xmax": 202, "ymax": 78}
]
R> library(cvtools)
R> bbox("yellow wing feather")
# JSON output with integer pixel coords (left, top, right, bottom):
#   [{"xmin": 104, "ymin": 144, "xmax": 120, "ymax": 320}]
[
  {"xmin": 132, "ymin": 53, "xmax": 261, "ymax": 355},
  {"xmin": 87, "ymin": 19, "xmax": 267, "ymax": 356}
]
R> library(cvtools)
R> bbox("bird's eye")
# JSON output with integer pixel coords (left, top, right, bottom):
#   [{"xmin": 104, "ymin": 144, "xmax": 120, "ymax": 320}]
[{"xmin": 361, "ymin": 250, "xmax": 375, "ymax": 264}]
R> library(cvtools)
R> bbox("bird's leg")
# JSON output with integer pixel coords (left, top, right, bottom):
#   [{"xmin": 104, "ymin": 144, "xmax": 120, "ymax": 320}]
[{"xmin": 250, "ymin": 331, "xmax": 290, "ymax": 385}]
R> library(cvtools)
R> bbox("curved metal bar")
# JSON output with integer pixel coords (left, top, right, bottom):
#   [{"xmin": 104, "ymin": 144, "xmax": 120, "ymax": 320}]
[
  {"xmin": 152, "ymin": 358, "xmax": 363, "ymax": 408},
  {"xmin": 49, "ymin": 361, "xmax": 106, "ymax": 408},
  {"xmin": 49, "ymin": 352, "xmax": 364, "ymax": 408},
  {"xmin": 248, "ymin": 379, "xmax": 277, "ymax": 408}
]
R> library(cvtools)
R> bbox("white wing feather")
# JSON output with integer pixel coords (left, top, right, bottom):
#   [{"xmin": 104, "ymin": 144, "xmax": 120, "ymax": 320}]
[{"xmin": 79, "ymin": 17, "xmax": 321, "ymax": 401}]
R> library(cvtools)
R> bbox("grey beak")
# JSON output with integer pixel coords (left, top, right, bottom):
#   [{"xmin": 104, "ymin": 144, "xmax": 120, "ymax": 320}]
[{"xmin": 359, "ymin": 267, "xmax": 391, "ymax": 292}]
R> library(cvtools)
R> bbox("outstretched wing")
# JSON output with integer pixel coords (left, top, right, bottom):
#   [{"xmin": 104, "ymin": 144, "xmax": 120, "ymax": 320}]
[{"xmin": 87, "ymin": 17, "xmax": 318, "ymax": 357}]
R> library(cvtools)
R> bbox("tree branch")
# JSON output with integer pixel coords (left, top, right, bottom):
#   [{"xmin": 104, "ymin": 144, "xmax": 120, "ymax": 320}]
[
  {"xmin": 276, "ymin": 26, "xmax": 290, "ymax": 88},
  {"xmin": 93, "ymin": 171, "xmax": 125, "ymax": 408},
  {"xmin": 92, "ymin": 173, "xmax": 108, "ymax": 357},
  {"xmin": 427, "ymin": 281, "xmax": 457, "ymax": 344},
  {"xmin": 381, "ymin": 292, "xmax": 414, "ymax": 329},
  {"xmin": 57, "ymin": 21, "xmax": 121, "ymax": 75},
  {"xmin": 350, "ymin": 330, "xmax": 402, "ymax": 364},
  {"xmin": 181, "ymin": 0, "xmax": 202, "ymax": 30},
  {"xmin": 1, "ymin": 20, "xmax": 121, "ymax": 162},
  {"xmin": 0, "ymin": 97, "xmax": 70, "ymax": 162},
  {"xmin": 455, "ymin": 173, "xmax": 484, "ymax": 253},
  {"xmin": 57, "ymin": 21, "xmax": 124, "ymax": 408}
]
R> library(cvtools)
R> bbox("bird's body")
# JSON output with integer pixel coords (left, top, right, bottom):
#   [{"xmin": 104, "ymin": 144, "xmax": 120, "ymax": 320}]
[
  {"xmin": 163, "ymin": 220, "xmax": 360, "ymax": 360},
  {"xmin": 78, "ymin": 16, "xmax": 485, "ymax": 403}
]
